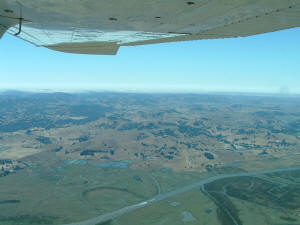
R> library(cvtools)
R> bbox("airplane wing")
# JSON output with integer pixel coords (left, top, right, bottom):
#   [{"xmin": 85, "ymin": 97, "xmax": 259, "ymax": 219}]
[
  {"xmin": 0, "ymin": 1, "xmax": 18, "ymax": 38},
  {"xmin": 0, "ymin": 25, "xmax": 5, "ymax": 38},
  {"xmin": 1, "ymin": 0, "xmax": 300, "ymax": 55}
]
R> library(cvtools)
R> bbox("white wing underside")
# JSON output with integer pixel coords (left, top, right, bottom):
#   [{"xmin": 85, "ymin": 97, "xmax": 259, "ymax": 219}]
[{"xmin": 1, "ymin": 0, "xmax": 300, "ymax": 55}]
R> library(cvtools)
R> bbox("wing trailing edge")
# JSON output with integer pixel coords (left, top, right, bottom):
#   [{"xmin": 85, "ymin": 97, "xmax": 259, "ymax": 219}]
[{"xmin": 45, "ymin": 42, "xmax": 120, "ymax": 55}]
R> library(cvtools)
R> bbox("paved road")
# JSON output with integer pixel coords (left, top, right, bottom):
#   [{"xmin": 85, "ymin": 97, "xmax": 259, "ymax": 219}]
[{"xmin": 62, "ymin": 166, "xmax": 300, "ymax": 225}]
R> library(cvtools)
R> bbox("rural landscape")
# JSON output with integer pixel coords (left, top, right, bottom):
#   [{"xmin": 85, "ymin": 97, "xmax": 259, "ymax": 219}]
[{"xmin": 0, "ymin": 91, "xmax": 300, "ymax": 225}]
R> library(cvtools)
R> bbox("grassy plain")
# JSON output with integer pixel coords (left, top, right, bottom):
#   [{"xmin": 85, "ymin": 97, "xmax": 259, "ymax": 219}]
[
  {"xmin": 113, "ymin": 188, "xmax": 219, "ymax": 225},
  {"xmin": 1, "ymin": 92, "xmax": 300, "ymax": 225}
]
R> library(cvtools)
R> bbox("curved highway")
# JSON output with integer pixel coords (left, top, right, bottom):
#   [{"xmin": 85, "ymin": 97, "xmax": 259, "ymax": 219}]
[{"xmin": 62, "ymin": 166, "xmax": 300, "ymax": 225}]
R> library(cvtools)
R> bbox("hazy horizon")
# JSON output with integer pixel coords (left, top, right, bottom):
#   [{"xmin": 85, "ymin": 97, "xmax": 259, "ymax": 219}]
[{"xmin": 0, "ymin": 88, "xmax": 299, "ymax": 98}]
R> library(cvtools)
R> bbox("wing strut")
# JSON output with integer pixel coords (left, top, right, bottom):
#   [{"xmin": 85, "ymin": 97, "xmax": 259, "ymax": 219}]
[{"xmin": 14, "ymin": 2, "xmax": 23, "ymax": 36}]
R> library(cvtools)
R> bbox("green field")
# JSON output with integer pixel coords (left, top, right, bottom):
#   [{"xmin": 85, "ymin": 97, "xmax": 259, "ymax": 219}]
[{"xmin": 1, "ymin": 152, "xmax": 300, "ymax": 225}]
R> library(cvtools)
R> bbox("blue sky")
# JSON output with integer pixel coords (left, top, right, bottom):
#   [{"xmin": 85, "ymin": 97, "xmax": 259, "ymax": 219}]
[{"xmin": 0, "ymin": 27, "xmax": 300, "ymax": 93}]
